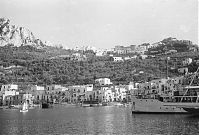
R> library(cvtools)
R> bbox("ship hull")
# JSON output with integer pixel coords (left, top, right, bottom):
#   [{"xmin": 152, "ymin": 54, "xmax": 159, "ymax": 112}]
[{"xmin": 131, "ymin": 98, "xmax": 188, "ymax": 114}]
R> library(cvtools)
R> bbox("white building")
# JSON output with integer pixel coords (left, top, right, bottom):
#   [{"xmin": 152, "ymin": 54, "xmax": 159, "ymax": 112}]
[
  {"xmin": 30, "ymin": 85, "xmax": 46, "ymax": 102},
  {"xmin": 92, "ymin": 86, "xmax": 114, "ymax": 102},
  {"xmin": 112, "ymin": 57, "xmax": 123, "ymax": 62},
  {"xmin": 178, "ymin": 67, "xmax": 188, "ymax": 74},
  {"xmin": 46, "ymin": 85, "xmax": 64, "ymax": 95},
  {"xmin": 182, "ymin": 58, "xmax": 192, "ymax": 66},
  {"xmin": 68, "ymin": 84, "xmax": 93, "ymax": 103},
  {"xmin": 114, "ymin": 85, "xmax": 127, "ymax": 102},
  {"xmin": 140, "ymin": 54, "xmax": 148, "ymax": 59},
  {"xmin": 95, "ymin": 78, "xmax": 112, "ymax": 86},
  {"xmin": 0, "ymin": 84, "xmax": 19, "ymax": 105}
]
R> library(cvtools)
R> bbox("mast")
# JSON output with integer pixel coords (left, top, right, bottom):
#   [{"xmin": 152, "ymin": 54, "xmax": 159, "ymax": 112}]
[
  {"xmin": 180, "ymin": 67, "xmax": 199, "ymax": 102},
  {"xmin": 166, "ymin": 57, "xmax": 169, "ymax": 79}
]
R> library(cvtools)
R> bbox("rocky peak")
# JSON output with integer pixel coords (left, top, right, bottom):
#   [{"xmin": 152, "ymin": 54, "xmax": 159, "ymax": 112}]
[{"xmin": 0, "ymin": 18, "xmax": 45, "ymax": 48}]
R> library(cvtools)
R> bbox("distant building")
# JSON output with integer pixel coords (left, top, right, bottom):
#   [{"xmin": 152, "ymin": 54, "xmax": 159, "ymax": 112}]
[
  {"xmin": 182, "ymin": 58, "xmax": 192, "ymax": 66},
  {"xmin": 0, "ymin": 84, "xmax": 19, "ymax": 105},
  {"xmin": 124, "ymin": 56, "xmax": 131, "ymax": 61},
  {"xmin": 140, "ymin": 54, "xmax": 148, "ymax": 59},
  {"xmin": 178, "ymin": 67, "xmax": 188, "ymax": 74},
  {"xmin": 112, "ymin": 57, "xmax": 123, "ymax": 62},
  {"xmin": 71, "ymin": 53, "xmax": 87, "ymax": 61},
  {"xmin": 30, "ymin": 85, "xmax": 45, "ymax": 103},
  {"xmin": 95, "ymin": 78, "xmax": 112, "ymax": 86},
  {"xmin": 135, "ymin": 45, "xmax": 147, "ymax": 54},
  {"xmin": 68, "ymin": 84, "xmax": 93, "ymax": 103},
  {"xmin": 10, "ymin": 93, "xmax": 34, "ymax": 106},
  {"xmin": 46, "ymin": 85, "xmax": 63, "ymax": 95},
  {"xmin": 114, "ymin": 85, "xmax": 127, "ymax": 102}
]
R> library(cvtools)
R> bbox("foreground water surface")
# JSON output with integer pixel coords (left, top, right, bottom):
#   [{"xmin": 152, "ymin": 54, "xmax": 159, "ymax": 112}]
[{"xmin": 0, "ymin": 105, "xmax": 199, "ymax": 135}]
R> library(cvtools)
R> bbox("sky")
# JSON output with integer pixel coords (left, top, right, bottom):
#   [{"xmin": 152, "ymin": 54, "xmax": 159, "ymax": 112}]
[{"xmin": 0, "ymin": 0, "xmax": 198, "ymax": 49}]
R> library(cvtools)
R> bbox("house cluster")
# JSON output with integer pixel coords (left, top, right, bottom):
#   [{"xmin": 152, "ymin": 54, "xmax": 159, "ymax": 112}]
[
  {"xmin": 168, "ymin": 57, "xmax": 194, "ymax": 74},
  {"xmin": 132, "ymin": 76, "xmax": 186, "ymax": 99},
  {"xmin": 0, "ymin": 84, "xmax": 69, "ymax": 106},
  {"xmin": 0, "ymin": 78, "xmax": 136, "ymax": 106},
  {"xmin": 50, "ymin": 53, "xmax": 87, "ymax": 61},
  {"xmin": 111, "ymin": 54, "xmax": 148, "ymax": 62},
  {"xmin": 113, "ymin": 44, "xmax": 147, "ymax": 54}
]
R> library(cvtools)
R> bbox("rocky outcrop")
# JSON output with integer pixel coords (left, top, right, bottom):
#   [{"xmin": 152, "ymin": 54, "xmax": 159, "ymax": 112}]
[{"xmin": 0, "ymin": 18, "xmax": 45, "ymax": 48}]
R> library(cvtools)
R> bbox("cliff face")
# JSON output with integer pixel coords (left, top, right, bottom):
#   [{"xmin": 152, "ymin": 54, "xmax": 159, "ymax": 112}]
[{"xmin": 0, "ymin": 18, "xmax": 45, "ymax": 48}]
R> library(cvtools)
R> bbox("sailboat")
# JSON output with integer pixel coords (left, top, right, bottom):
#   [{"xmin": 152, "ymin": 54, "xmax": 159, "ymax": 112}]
[{"xmin": 20, "ymin": 101, "xmax": 28, "ymax": 112}]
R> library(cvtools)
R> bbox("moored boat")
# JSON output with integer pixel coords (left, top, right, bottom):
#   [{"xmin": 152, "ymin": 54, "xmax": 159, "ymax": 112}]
[
  {"xmin": 131, "ymin": 67, "xmax": 199, "ymax": 114},
  {"xmin": 20, "ymin": 101, "xmax": 28, "ymax": 112},
  {"xmin": 41, "ymin": 102, "xmax": 53, "ymax": 109}
]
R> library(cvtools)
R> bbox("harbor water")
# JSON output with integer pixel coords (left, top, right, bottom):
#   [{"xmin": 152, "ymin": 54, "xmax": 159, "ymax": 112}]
[{"xmin": 0, "ymin": 106, "xmax": 199, "ymax": 135}]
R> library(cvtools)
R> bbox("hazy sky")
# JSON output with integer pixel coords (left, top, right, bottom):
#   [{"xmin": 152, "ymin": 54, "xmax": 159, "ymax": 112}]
[{"xmin": 0, "ymin": 0, "xmax": 198, "ymax": 49}]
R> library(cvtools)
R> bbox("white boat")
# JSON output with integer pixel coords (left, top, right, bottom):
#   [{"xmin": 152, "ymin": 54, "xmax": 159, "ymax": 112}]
[{"xmin": 20, "ymin": 102, "xmax": 28, "ymax": 112}]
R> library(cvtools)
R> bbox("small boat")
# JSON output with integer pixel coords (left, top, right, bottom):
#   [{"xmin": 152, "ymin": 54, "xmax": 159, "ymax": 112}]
[
  {"xmin": 81, "ymin": 101, "xmax": 101, "ymax": 107},
  {"xmin": 20, "ymin": 102, "xmax": 28, "ymax": 113},
  {"xmin": 102, "ymin": 102, "xmax": 108, "ymax": 106},
  {"xmin": 41, "ymin": 102, "xmax": 53, "ymax": 109}
]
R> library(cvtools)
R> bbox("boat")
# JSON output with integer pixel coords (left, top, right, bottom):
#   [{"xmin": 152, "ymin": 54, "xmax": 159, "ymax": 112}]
[
  {"xmin": 102, "ymin": 102, "xmax": 108, "ymax": 106},
  {"xmin": 131, "ymin": 67, "xmax": 199, "ymax": 114},
  {"xmin": 81, "ymin": 100, "xmax": 101, "ymax": 107},
  {"xmin": 20, "ymin": 101, "xmax": 28, "ymax": 112},
  {"xmin": 41, "ymin": 102, "xmax": 53, "ymax": 109}
]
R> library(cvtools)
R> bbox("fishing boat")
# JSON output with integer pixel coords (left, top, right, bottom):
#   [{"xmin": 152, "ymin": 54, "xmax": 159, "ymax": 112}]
[
  {"xmin": 20, "ymin": 101, "xmax": 28, "ymax": 113},
  {"xmin": 131, "ymin": 67, "xmax": 199, "ymax": 114},
  {"xmin": 81, "ymin": 100, "xmax": 101, "ymax": 107}
]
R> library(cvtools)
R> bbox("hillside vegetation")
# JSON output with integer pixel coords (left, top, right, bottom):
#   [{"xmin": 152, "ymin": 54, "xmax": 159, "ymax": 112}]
[{"xmin": 0, "ymin": 37, "xmax": 198, "ymax": 86}]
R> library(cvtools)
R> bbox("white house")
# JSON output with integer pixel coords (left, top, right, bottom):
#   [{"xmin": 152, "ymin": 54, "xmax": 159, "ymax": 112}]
[
  {"xmin": 182, "ymin": 58, "xmax": 192, "ymax": 66},
  {"xmin": 114, "ymin": 85, "xmax": 127, "ymax": 102},
  {"xmin": 178, "ymin": 67, "xmax": 188, "ymax": 74},
  {"xmin": 124, "ymin": 56, "xmax": 131, "ymax": 61},
  {"xmin": 95, "ymin": 78, "xmax": 112, "ymax": 86},
  {"xmin": 30, "ymin": 85, "xmax": 45, "ymax": 102},
  {"xmin": 140, "ymin": 54, "xmax": 148, "ymax": 59},
  {"xmin": 0, "ymin": 84, "xmax": 19, "ymax": 105},
  {"xmin": 46, "ymin": 85, "xmax": 63, "ymax": 95},
  {"xmin": 112, "ymin": 57, "xmax": 123, "ymax": 62},
  {"xmin": 68, "ymin": 84, "xmax": 93, "ymax": 103}
]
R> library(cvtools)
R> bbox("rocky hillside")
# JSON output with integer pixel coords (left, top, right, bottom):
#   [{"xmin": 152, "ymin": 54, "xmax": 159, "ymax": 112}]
[{"xmin": 0, "ymin": 18, "xmax": 45, "ymax": 48}]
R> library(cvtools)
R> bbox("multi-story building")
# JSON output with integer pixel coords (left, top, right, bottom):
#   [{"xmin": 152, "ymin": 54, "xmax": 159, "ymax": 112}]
[
  {"xmin": 9, "ymin": 93, "xmax": 34, "ymax": 106},
  {"xmin": 92, "ymin": 86, "xmax": 114, "ymax": 102},
  {"xmin": 45, "ymin": 85, "xmax": 69, "ymax": 103},
  {"xmin": 68, "ymin": 84, "xmax": 93, "ymax": 103},
  {"xmin": 0, "ymin": 84, "xmax": 19, "ymax": 105},
  {"xmin": 46, "ymin": 85, "xmax": 64, "ymax": 95},
  {"xmin": 30, "ymin": 85, "xmax": 46, "ymax": 103}
]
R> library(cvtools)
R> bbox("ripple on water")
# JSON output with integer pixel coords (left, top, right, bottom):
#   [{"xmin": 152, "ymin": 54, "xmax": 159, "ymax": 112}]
[{"xmin": 0, "ymin": 107, "xmax": 199, "ymax": 135}]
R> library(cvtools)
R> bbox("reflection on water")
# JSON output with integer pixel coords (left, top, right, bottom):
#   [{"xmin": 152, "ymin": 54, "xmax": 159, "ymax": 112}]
[{"xmin": 0, "ymin": 106, "xmax": 199, "ymax": 134}]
